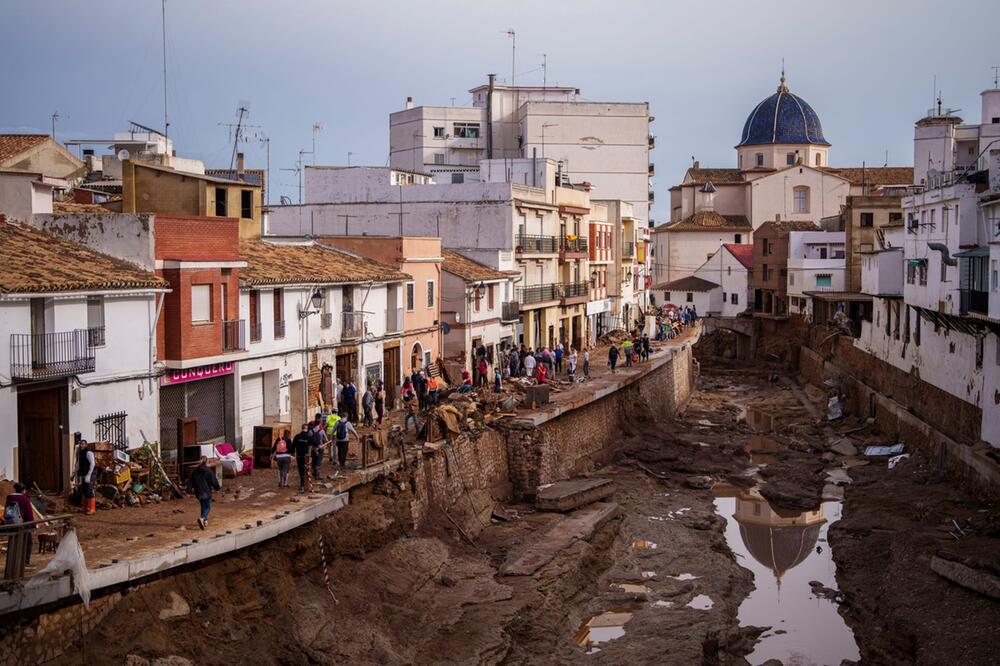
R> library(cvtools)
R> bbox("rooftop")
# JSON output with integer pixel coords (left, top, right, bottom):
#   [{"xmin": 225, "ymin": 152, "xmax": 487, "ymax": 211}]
[
  {"xmin": 441, "ymin": 250, "xmax": 511, "ymax": 283},
  {"xmin": 0, "ymin": 218, "xmax": 168, "ymax": 294},
  {"xmin": 685, "ymin": 168, "xmax": 745, "ymax": 185},
  {"xmin": 239, "ymin": 240, "xmax": 411, "ymax": 286},
  {"xmin": 820, "ymin": 166, "xmax": 914, "ymax": 186},
  {"xmin": 655, "ymin": 275, "xmax": 719, "ymax": 292},
  {"xmin": 0, "ymin": 134, "xmax": 49, "ymax": 163},
  {"xmin": 662, "ymin": 211, "xmax": 751, "ymax": 232},
  {"xmin": 723, "ymin": 243, "xmax": 753, "ymax": 269},
  {"xmin": 758, "ymin": 219, "xmax": 819, "ymax": 233}
]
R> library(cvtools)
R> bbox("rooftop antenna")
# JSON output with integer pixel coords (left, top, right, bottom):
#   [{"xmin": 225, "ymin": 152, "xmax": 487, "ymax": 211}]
[
  {"xmin": 228, "ymin": 104, "xmax": 249, "ymax": 171},
  {"xmin": 311, "ymin": 123, "xmax": 323, "ymax": 165},
  {"xmin": 932, "ymin": 74, "xmax": 937, "ymax": 114},
  {"xmin": 51, "ymin": 111, "xmax": 59, "ymax": 141},
  {"xmin": 777, "ymin": 58, "xmax": 788, "ymax": 92},
  {"xmin": 993, "ymin": 66, "xmax": 999, "ymax": 88},
  {"xmin": 161, "ymin": 0, "xmax": 169, "ymax": 138},
  {"xmin": 504, "ymin": 29, "xmax": 516, "ymax": 86},
  {"xmin": 347, "ymin": 151, "xmax": 354, "ymax": 167},
  {"xmin": 539, "ymin": 53, "xmax": 547, "ymax": 88},
  {"xmin": 884, "ymin": 148, "xmax": 889, "ymax": 167}
]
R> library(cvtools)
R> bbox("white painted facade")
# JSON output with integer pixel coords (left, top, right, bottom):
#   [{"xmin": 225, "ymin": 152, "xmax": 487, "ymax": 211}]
[
  {"xmin": 440, "ymin": 270, "xmax": 518, "ymax": 373},
  {"xmin": 787, "ymin": 231, "xmax": 846, "ymax": 316},
  {"xmin": 0, "ymin": 171, "xmax": 62, "ymax": 224},
  {"xmin": 693, "ymin": 246, "xmax": 751, "ymax": 317}
]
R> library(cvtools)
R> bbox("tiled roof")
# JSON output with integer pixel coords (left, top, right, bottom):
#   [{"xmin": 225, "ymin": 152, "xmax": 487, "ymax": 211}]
[
  {"xmin": 239, "ymin": 240, "xmax": 410, "ymax": 286},
  {"xmin": 758, "ymin": 219, "xmax": 819, "ymax": 232},
  {"xmin": 685, "ymin": 168, "xmax": 745, "ymax": 184},
  {"xmin": 441, "ymin": 250, "xmax": 508, "ymax": 282},
  {"xmin": 52, "ymin": 200, "xmax": 113, "ymax": 214},
  {"xmin": 0, "ymin": 135, "xmax": 49, "ymax": 163},
  {"xmin": 655, "ymin": 275, "xmax": 719, "ymax": 291},
  {"xmin": 820, "ymin": 167, "xmax": 914, "ymax": 186},
  {"xmin": 0, "ymin": 219, "xmax": 168, "ymax": 294},
  {"xmin": 662, "ymin": 211, "xmax": 751, "ymax": 232},
  {"xmin": 723, "ymin": 243, "xmax": 753, "ymax": 269}
]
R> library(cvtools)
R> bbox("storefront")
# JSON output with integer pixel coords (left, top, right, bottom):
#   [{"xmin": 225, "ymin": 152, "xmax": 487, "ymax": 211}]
[
  {"xmin": 587, "ymin": 298, "xmax": 613, "ymax": 344},
  {"xmin": 159, "ymin": 362, "xmax": 235, "ymax": 456}
]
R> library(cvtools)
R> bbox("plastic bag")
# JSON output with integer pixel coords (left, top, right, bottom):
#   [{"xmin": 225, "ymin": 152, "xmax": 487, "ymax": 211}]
[{"xmin": 38, "ymin": 529, "xmax": 92, "ymax": 607}]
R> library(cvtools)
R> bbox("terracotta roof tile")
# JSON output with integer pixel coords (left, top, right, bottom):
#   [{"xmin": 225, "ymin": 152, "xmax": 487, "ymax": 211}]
[
  {"xmin": 820, "ymin": 166, "xmax": 914, "ymax": 186},
  {"xmin": 441, "ymin": 250, "xmax": 508, "ymax": 282},
  {"xmin": 662, "ymin": 211, "xmax": 751, "ymax": 232},
  {"xmin": 758, "ymin": 219, "xmax": 819, "ymax": 232},
  {"xmin": 52, "ymin": 200, "xmax": 113, "ymax": 214},
  {"xmin": 723, "ymin": 243, "xmax": 753, "ymax": 268},
  {"xmin": 239, "ymin": 240, "xmax": 410, "ymax": 286},
  {"xmin": 0, "ymin": 219, "xmax": 168, "ymax": 294},
  {"xmin": 654, "ymin": 275, "xmax": 719, "ymax": 291},
  {"xmin": 0, "ymin": 135, "xmax": 49, "ymax": 163},
  {"xmin": 685, "ymin": 168, "xmax": 745, "ymax": 184}
]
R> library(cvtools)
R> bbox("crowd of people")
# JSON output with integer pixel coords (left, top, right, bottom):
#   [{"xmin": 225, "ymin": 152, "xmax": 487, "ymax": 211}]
[{"xmin": 654, "ymin": 304, "xmax": 699, "ymax": 341}]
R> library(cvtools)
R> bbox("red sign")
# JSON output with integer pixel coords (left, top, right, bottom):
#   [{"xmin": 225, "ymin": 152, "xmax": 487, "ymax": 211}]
[{"xmin": 161, "ymin": 362, "xmax": 234, "ymax": 386}]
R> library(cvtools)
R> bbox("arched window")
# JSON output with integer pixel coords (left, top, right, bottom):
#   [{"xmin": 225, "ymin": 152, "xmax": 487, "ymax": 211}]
[
  {"xmin": 815, "ymin": 153, "xmax": 822, "ymax": 166},
  {"xmin": 793, "ymin": 186, "xmax": 810, "ymax": 213},
  {"xmin": 755, "ymin": 153, "xmax": 764, "ymax": 167}
]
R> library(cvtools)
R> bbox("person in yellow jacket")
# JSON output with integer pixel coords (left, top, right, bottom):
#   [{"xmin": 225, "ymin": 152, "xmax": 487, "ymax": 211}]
[{"xmin": 324, "ymin": 410, "xmax": 341, "ymax": 464}]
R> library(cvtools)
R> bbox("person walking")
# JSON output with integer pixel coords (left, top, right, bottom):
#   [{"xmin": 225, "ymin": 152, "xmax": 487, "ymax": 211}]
[
  {"xmin": 291, "ymin": 424, "xmax": 313, "ymax": 492},
  {"xmin": 567, "ymin": 348, "xmax": 577, "ymax": 382},
  {"xmin": 554, "ymin": 343, "xmax": 564, "ymax": 373},
  {"xmin": 404, "ymin": 387, "xmax": 421, "ymax": 433},
  {"xmin": 523, "ymin": 350, "xmax": 536, "ymax": 378},
  {"xmin": 427, "ymin": 375, "xmax": 439, "ymax": 405},
  {"xmin": 310, "ymin": 415, "xmax": 327, "ymax": 480},
  {"xmin": 374, "ymin": 381, "xmax": 386, "ymax": 425},
  {"xmin": 344, "ymin": 381, "xmax": 359, "ymax": 423},
  {"xmin": 583, "ymin": 349, "xmax": 591, "ymax": 378},
  {"xmin": 362, "ymin": 385, "xmax": 375, "ymax": 427},
  {"xmin": 186, "ymin": 456, "xmax": 221, "ymax": 530},
  {"xmin": 271, "ymin": 429, "xmax": 293, "ymax": 488},
  {"xmin": 608, "ymin": 343, "xmax": 620, "ymax": 373},
  {"xmin": 333, "ymin": 417, "xmax": 359, "ymax": 473},
  {"xmin": 75, "ymin": 439, "xmax": 96, "ymax": 515},
  {"xmin": 508, "ymin": 347, "xmax": 519, "ymax": 378},
  {"xmin": 642, "ymin": 335, "xmax": 651, "ymax": 361},
  {"xmin": 622, "ymin": 338, "xmax": 633, "ymax": 367}
]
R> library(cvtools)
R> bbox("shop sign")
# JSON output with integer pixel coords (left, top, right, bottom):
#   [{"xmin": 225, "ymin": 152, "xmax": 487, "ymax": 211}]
[
  {"xmin": 586, "ymin": 299, "xmax": 612, "ymax": 316},
  {"xmin": 161, "ymin": 362, "xmax": 235, "ymax": 386}
]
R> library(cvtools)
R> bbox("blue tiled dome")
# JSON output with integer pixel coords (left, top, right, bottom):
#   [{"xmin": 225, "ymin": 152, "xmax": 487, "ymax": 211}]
[{"xmin": 737, "ymin": 77, "xmax": 829, "ymax": 147}]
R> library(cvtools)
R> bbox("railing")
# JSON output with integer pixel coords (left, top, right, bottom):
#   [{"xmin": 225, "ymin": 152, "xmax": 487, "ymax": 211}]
[
  {"xmin": 320, "ymin": 312, "xmax": 333, "ymax": 329},
  {"xmin": 386, "ymin": 307, "xmax": 403, "ymax": 333},
  {"xmin": 517, "ymin": 284, "xmax": 559, "ymax": 305},
  {"xmin": 343, "ymin": 311, "xmax": 364, "ymax": 340},
  {"xmin": 10, "ymin": 330, "xmax": 95, "ymax": 381},
  {"xmin": 560, "ymin": 236, "xmax": 589, "ymax": 254},
  {"xmin": 557, "ymin": 281, "xmax": 590, "ymax": 302},
  {"xmin": 648, "ymin": 135, "xmax": 656, "ymax": 149},
  {"xmin": 501, "ymin": 301, "xmax": 520, "ymax": 322},
  {"xmin": 960, "ymin": 289, "xmax": 989, "ymax": 316},
  {"xmin": 94, "ymin": 410, "xmax": 128, "ymax": 451},
  {"xmin": 2, "ymin": 515, "xmax": 74, "ymax": 581},
  {"xmin": 87, "ymin": 325, "xmax": 105, "ymax": 347},
  {"xmin": 516, "ymin": 234, "xmax": 559, "ymax": 254},
  {"xmin": 223, "ymin": 319, "xmax": 246, "ymax": 351},
  {"xmin": 621, "ymin": 241, "xmax": 636, "ymax": 258},
  {"xmin": 273, "ymin": 319, "xmax": 286, "ymax": 339},
  {"xmin": 249, "ymin": 320, "xmax": 262, "ymax": 343}
]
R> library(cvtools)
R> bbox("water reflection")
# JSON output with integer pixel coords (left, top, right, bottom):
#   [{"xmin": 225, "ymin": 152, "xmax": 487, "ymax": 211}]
[
  {"xmin": 713, "ymin": 484, "xmax": 859, "ymax": 666},
  {"xmin": 574, "ymin": 610, "xmax": 633, "ymax": 652}
]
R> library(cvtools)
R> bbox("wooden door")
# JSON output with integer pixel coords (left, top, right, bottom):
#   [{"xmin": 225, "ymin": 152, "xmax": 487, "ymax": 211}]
[
  {"xmin": 383, "ymin": 347, "xmax": 400, "ymax": 408},
  {"xmin": 17, "ymin": 387, "xmax": 63, "ymax": 492}
]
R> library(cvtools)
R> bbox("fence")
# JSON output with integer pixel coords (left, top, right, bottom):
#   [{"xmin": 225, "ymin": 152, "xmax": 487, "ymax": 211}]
[{"xmin": 94, "ymin": 411, "xmax": 128, "ymax": 451}]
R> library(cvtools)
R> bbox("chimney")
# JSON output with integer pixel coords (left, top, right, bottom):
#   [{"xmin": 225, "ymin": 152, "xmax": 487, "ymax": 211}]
[
  {"xmin": 693, "ymin": 160, "xmax": 700, "ymax": 170},
  {"xmin": 237, "ymin": 152, "xmax": 245, "ymax": 175},
  {"xmin": 775, "ymin": 213, "xmax": 782, "ymax": 222},
  {"xmin": 405, "ymin": 96, "xmax": 414, "ymax": 110}
]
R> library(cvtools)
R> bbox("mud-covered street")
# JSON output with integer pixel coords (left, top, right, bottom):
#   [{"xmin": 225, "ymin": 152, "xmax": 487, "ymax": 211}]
[{"xmin": 41, "ymin": 344, "xmax": 1000, "ymax": 666}]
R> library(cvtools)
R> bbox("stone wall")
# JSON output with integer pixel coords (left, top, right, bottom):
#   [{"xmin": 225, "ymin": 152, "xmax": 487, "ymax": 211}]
[{"xmin": 0, "ymin": 592, "xmax": 122, "ymax": 666}]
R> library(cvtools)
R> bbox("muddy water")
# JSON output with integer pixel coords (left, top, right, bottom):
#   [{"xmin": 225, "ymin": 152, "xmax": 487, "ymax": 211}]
[{"xmin": 713, "ymin": 490, "xmax": 859, "ymax": 666}]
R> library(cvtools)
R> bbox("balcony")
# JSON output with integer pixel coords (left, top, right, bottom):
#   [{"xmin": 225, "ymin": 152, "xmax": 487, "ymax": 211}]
[
  {"xmin": 223, "ymin": 319, "xmax": 246, "ymax": 352},
  {"xmin": 386, "ymin": 307, "xmax": 403, "ymax": 333},
  {"xmin": 557, "ymin": 281, "xmax": 590, "ymax": 305},
  {"xmin": 960, "ymin": 289, "xmax": 989, "ymax": 316},
  {"xmin": 320, "ymin": 312, "xmax": 333, "ymax": 329},
  {"xmin": 501, "ymin": 301, "xmax": 520, "ymax": 322},
  {"xmin": 516, "ymin": 233, "xmax": 559, "ymax": 255},
  {"xmin": 621, "ymin": 241, "xmax": 636, "ymax": 259},
  {"xmin": 342, "ymin": 311, "xmax": 364, "ymax": 340},
  {"xmin": 273, "ymin": 319, "xmax": 286, "ymax": 339},
  {"xmin": 517, "ymin": 284, "xmax": 559, "ymax": 306},
  {"xmin": 559, "ymin": 236, "xmax": 589, "ymax": 260},
  {"xmin": 249, "ymin": 320, "xmax": 262, "ymax": 343},
  {"xmin": 10, "ymin": 329, "xmax": 96, "ymax": 381}
]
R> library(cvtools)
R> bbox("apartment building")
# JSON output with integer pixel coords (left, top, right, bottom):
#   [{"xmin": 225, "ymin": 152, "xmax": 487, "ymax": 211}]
[
  {"xmin": 587, "ymin": 202, "xmax": 614, "ymax": 340},
  {"xmin": 786, "ymin": 231, "xmax": 846, "ymax": 317}
]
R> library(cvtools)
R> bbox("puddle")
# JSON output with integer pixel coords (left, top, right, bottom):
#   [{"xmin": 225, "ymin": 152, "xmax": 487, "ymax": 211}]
[
  {"xmin": 652, "ymin": 600, "xmax": 674, "ymax": 608},
  {"xmin": 686, "ymin": 594, "xmax": 714, "ymax": 610},
  {"xmin": 610, "ymin": 582, "xmax": 652, "ymax": 594},
  {"xmin": 574, "ymin": 610, "xmax": 633, "ymax": 651},
  {"xmin": 668, "ymin": 573, "xmax": 699, "ymax": 581},
  {"xmin": 631, "ymin": 539, "xmax": 658, "ymax": 550},
  {"xmin": 641, "ymin": 571, "xmax": 657, "ymax": 579},
  {"xmin": 747, "ymin": 435, "xmax": 783, "ymax": 466},
  {"xmin": 712, "ymin": 488, "xmax": 860, "ymax": 666}
]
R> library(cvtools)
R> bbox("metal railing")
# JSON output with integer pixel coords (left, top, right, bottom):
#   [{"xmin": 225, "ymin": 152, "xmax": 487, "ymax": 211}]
[
  {"xmin": 516, "ymin": 234, "xmax": 559, "ymax": 254},
  {"xmin": 517, "ymin": 284, "xmax": 559, "ymax": 305},
  {"xmin": 94, "ymin": 410, "xmax": 128, "ymax": 451},
  {"xmin": 273, "ymin": 319, "xmax": 286, "ymax": 339},
  {"xmin": 3, "ymin": 515, "xmax": 74, "ymax": 581},
  {"xmin": 557, "ymin": 281, "xmax": 590, "ymax": 301},
  {"xmin": 560, "ymin": 236, "xmax": 589, "ymax": 254},
  {"xmin": 223, "ymin": 319, "xmax": 247, "ymax": 351},
  {"xmin": 501, "ymin": 301, "xmax": 520, "ymax": 321},
  {"xmin": 386, "ymin": 307, "xmax": 404, "ymax": 333},
  {"xmin": 249, "ymin": 320, "xmax": 262, "ymax": 343},
  {"xmin": 320, "ymin": 312, "xmax": 333, "ymax": 329},
  {"xmin": 87, "ymin": 325, "xmax": 106, "ymax": 347},
  {"xmin": 343, "ymin": 311, "xmax": 364, "ymax": 340},
  {"xmin": 621, "ymin": 241, "xmax": 636, "ymax": 258},
  {"xmin": 10, "ymin": 330, "xmax": 95, "ymax": 381}
]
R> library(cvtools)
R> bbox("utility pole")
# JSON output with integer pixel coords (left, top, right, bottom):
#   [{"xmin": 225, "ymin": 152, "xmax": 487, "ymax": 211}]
[
  {"xmin": 539, "ymin": 53, "xmax": 547, "ymax": 88},
  {"xmin": 51, "ymin": 111, "xmax": 59, "ymax": 141},
  {"xmin": 228, "ymin": 105, "xmax": 249, "ymax": 171},
  {"xmin": 347, "ymin": 151, "xmax": 354, "ymax": 167},
  {"xmin": 505, "ymin": 29, "xmax": 516, "ymax": 85},
  {"xmin": 312, "ymin": 123, "xmax": 323, "ymax": 165},
  {"xmin": 161, "ymin": 0, "xmax": 169, "ymax": 138},
  {"xmin": 390, "ymin": 185, "xmax": 410, "ymax": 236}
]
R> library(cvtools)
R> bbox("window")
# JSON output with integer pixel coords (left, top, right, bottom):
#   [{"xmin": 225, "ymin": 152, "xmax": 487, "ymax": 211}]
[
  {"xmin": 907, "ymin": 213, "xmax": 918, "ymax": 230},
  {"xmin": 762, "ymin": 264, "xmax": 770, "ymax": 281},
  {"xmin": 786, "ymin": 152, "xmax": 796, "ymax": 165},
  {"xmin": 727, "ymin": 266, "xmax": 732, "ymax": 275},
  {"xmin": 734, "ymin": 234, "xmax": 742, "ymax": 244},
  {"xmin": 722, "ymin": 291, "xmax": 727, "ymax": 302},
  {"xmin": 755, "ymin": 153, "xmax": 764, "ymax": 167},
  {"xmin": 889, "ymin": 212, "xmax": 902, "ymax": 224},
  {"xmin": 992, "ymin": 260, "xmax": 998, "ymax": 291},
  {"xmin": 860, "ymin": 212, "xmax": 874, "ymax": 227},
  {"xmin": 993, "ymin": 117, "xmax": 1000, "ymax": 124},
  {"xmin": 664, "ymin": 292, "xmax": 671, "ymax": 301},
  {"xmin": 686, "ymin": 292, "xmax": 694, "ymax": 302},
  {"xmin": 730, "ymin": 293, "xmax": 738, "ymax": 305},
  {"xmin": 433, "ymin": 153, "xmax": 445, "ymax": 165},
  {"xmin": 487, "ymin": 284, "xmax": 495, "ymax": 309},
  {"xmin": 793, "ymin": 186, "xmax": 810, "ymax": 213},
  {"xmin": 833, "ymin": 249, "xmax": 845, "ymax": 259},
  {"xmin": 426, "ymin": 280, "xmax": 435, "ymax": 308},
  {"xmin": 214, "ymin": 187, "xmax": 227, "ymax": 217},
  {"xmin": 451, "ymin": 172, "xmax": 464, "ymax": 184},
  {"xmin": 815, "ymin": 153, "xmax": 822, "ymax": 166},
  {"xmin": 762, "ymin": 238, "xmax": 770, "ymax": 256},
  {"xmin": 942, "ymin": 207, "xmax": 949, "ymax": 227},
  {"xmin": 433, "ymin": 126, "xmax": 445, "ymax": 138},
  {"xmin": 452, "ymin": 122, "xmax": 480, "ymax": 139},
  {"xmin": 906, "ymin": 261, "xmax": 916, "ymax": 284},
  {"xmin": 819, "ymin": 247, "xmax": 828, "ymax": 259},
  {"xmin": 273, "ymin": 288, "xmax": 284, "ymax": 338},
  {"xmin": 87, "ymin": 296, "xmax": 105, "ymax": 346},
  {"xmin": 779, "ymin": 267, "xmax": 787, "ymax": 278},
  {"xmin": 918, "ymin": 262, "xmax": 928, "ymax": 285},
  {"xmin": 815, "ymin": 274, "xmax": 832, "ymax": 287},
  {"xmin": 406, "ymin": 282, "xmax": 415, "ymax": 310},
  {"xmin": 930, "ymin": 209, "xmax": 936, "ymax": 228},
  {"xmin": 241, "ymin": 189, "xmax": 252, "ymax": 218},
  {"xmin": 191, "ymin": 284, "xmax": 212, "ymax": 322}
]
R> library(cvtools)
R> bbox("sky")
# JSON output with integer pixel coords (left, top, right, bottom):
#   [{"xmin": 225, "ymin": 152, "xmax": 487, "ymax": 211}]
[{"xmin": 2, "ymin": 0, "xmax": 999, "ymax": 219}]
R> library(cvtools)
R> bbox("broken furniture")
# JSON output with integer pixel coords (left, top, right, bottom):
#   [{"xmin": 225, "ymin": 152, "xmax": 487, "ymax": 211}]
[{"xmin": 215, "ymin": 442, "xmax": 254, "ymax": 478}]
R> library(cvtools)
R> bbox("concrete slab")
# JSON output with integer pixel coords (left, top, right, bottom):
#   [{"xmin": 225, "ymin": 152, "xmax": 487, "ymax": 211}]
[
  {"xmin": 500, "ymin": 502, "xmax": 620, "ymax": 576},
  {"xmin": 535, "ymin": 478, "xmax": 615, "ymax": 512}
]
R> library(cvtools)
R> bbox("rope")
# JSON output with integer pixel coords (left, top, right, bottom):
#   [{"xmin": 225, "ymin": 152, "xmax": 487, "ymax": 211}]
[{"xmin": 316, "ymin": 530, "xmax": 339, "ymax": 605}]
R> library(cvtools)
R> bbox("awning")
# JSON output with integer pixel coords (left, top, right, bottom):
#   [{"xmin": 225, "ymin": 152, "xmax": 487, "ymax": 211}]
[
  {"xmin": 802, "ymin": 291, "xmax": 872, "ymax": 302},
  {"xmin": 953, "ymin": 247, "xmax": 989, "ymax": 258}
]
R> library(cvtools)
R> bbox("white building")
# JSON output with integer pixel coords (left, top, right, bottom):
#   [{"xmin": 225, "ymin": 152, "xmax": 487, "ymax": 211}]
[
  {"xmin": 0, "ymin": 218, "xmax": 168, "ymax": 491},
  {"xmin": 389, "ymin": 77, "xmax": 653, "ymax": 224},
  {"xmin": 787, "ymin": 230, "xmax": 846, "ymax": 317},
  {"xmin": 690, "ymin": 243, "xmax": 753, "ymax": 317}
]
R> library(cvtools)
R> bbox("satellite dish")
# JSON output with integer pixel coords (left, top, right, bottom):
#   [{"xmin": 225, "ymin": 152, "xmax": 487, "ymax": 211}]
[
  {"xmin": 440, "ymin": 322, "xmax": 452, "ymax": 335},
  {"xmin": 117, "ymin": 149, "xmax": 130, "ymax": 161}
]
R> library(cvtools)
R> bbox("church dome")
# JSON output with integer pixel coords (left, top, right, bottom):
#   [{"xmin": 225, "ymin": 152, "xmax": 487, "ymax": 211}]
[{"xmin": 737, "ymin": 74, "xmax": 829, "ymax": 147}]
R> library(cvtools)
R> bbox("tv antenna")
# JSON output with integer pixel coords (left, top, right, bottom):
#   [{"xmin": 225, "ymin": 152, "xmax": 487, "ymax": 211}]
[
  {"xmin": 993, "ymin": 66, "xmax": 999, "ymax": 88},
  {"xmin": 503, "ymin": 29, "xmax": 516, "ymax": 85},
  {"xmin": 226, "ymin": 103, "xmax": 252, "ymax": 171},
  {"xmin": 51, "ymin": 111, "xmax": 60, "ymax": 141},
  {"xmin": 161, "ymin": 0, "xmax": 169, "ymax": 138},
  {"xmin": 538, "ymin": 53, "xmax": 547, "ymax": 88}
]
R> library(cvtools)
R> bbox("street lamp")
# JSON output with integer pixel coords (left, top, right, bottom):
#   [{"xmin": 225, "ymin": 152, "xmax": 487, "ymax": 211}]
[{"xmin": 298, "ymin": 289, "xmax": 325, "ymax": 319}]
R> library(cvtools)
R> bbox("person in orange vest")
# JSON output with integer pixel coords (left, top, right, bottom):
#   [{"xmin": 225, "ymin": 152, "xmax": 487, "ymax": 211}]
[{"xmin": 427, "ymin": 375, "xmax": 438, "ymax": 406}]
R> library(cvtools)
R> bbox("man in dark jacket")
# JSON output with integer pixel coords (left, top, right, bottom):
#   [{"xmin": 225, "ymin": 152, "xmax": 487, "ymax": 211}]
[
  {"xmin": 186, "ymin": 457, "xmax": 221, "ymax": 530},
  {"xmin": 291, "ymin": 424, "xmax": 314, "ymax": 492},
  {"xmin": 608, "ymin": 344, "xmax": 620, "ymax": 373}
]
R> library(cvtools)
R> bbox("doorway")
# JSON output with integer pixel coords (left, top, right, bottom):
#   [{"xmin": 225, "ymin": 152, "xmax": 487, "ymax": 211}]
[
  {"xmin": 289, "ymin": 379, "xmax": 304, "ymax": 426},
  {"xmin": 17, "ymin": 384, "xmax": 66, "ymax": 492},
  {"xmin": 383, "ymin": 347, "xmax": 400, "ymax": 408},
  {"xmin": 410, "ymin": 342, "xmax": 423, "ymax": 375}
]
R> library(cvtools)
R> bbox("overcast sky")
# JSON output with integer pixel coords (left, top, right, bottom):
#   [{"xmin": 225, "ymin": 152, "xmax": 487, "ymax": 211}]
[{"xmin": 3, "ymin": 0, "xmax": 999, "ymax": 218}]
